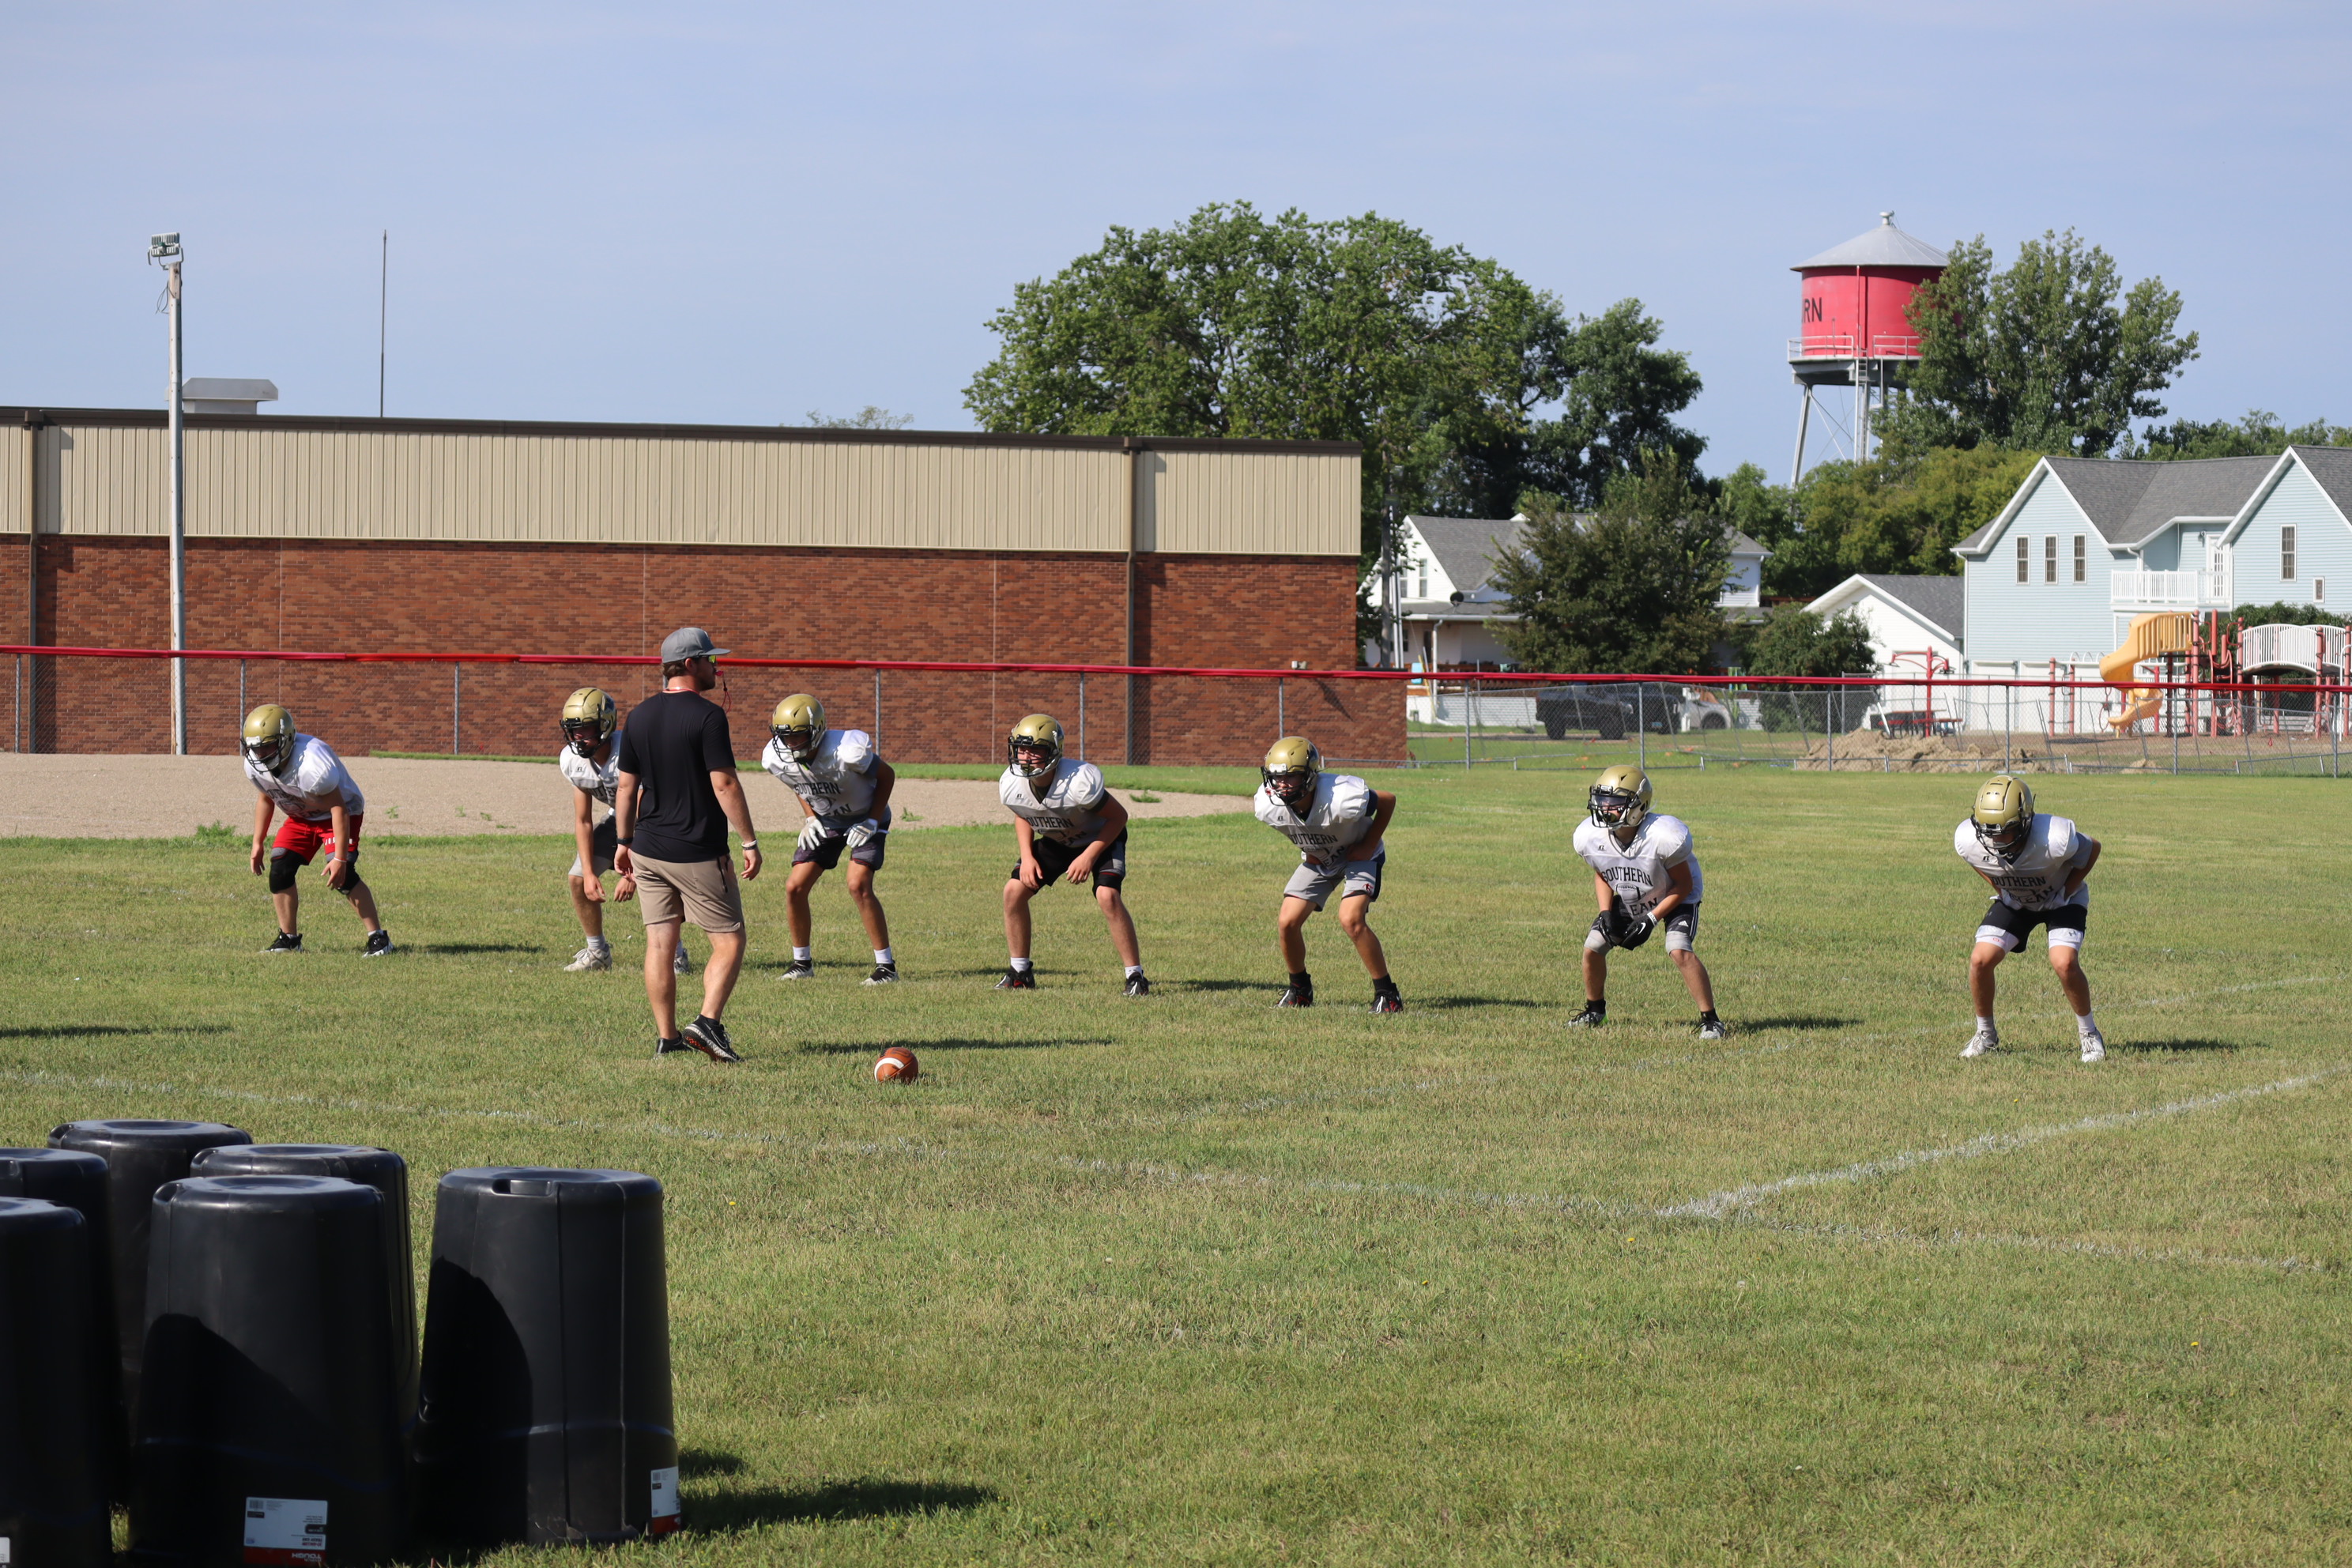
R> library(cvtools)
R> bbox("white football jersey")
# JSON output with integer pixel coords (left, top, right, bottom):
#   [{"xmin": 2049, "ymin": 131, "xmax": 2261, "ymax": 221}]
[
  {"xmin": 1571, "ymin": 812, "xmax": 1702, "ymax": 918},
  {"xmin": 1253, "ymin": 773, "xmax": 1378, "ymax": 865},
  {"xmin": 761, "ymin": 729, "xmax": 880, "ymax": 822},
  {"xmin": 557, "ymin": 744, "xmax": 620, "ymax": 812},
  {"xmin": 244, "ymin": 733, "xmax": 366, "ymax": 823},
  {"xmin": 998, "ymin": 758, "xmax": 1107, "ymax": 845},
  {"xmin": 1953, "ymin": 813, "xmax": 2091, "ymax": 910}
]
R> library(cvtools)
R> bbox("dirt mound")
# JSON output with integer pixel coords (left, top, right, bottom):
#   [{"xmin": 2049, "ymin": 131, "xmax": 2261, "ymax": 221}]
[{"xmin": 1795, "ymin": 731, "xmax": 2061, "ymax": 773}]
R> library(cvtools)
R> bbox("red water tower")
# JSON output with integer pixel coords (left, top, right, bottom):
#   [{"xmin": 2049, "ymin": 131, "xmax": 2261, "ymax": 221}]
[{"xmin": 1789, "ymin": 213, "xmax": 1947, "ymax": 480}]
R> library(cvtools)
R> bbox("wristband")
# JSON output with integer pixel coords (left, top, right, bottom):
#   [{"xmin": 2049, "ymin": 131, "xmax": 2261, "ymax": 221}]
[
  {"xmin": 741, "ymin": 840, "xmax": 758, "ymax": 850},
  {"xmin": 616, "ymin": 836, "xmax": 633, "ymax": 846}
]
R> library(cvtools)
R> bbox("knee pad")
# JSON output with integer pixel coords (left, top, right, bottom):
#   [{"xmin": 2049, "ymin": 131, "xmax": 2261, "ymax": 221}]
[
  {"xmin": 267, "ymin": 852, "xmax": 302, "ymax": 893},
  {"xmin": 338, "ymin": 874, "xmax": 368, "ymax": 901}
]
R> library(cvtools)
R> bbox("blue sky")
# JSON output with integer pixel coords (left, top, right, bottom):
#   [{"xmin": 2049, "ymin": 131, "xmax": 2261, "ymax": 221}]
[{"xmin": 4, "ymin": 2, "xmax": 2346, "ymax": 481}]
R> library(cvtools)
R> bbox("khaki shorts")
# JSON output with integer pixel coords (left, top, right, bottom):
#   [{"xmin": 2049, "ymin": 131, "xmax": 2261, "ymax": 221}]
[{"xmin": 631, "ymin": 850, "xmax": 744, "ymax": 935}]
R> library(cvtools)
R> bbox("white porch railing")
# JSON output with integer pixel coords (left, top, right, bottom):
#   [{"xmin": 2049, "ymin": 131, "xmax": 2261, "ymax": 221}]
[{"xmin": 2111, "ymin": 564, "xmax": 2233, "ymax": 609}]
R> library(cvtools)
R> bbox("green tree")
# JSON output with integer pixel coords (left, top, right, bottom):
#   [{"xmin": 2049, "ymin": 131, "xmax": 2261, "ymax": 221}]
[
  {"xmin": 1489, "ymin": 454, "xmax": 1728, "ymax": 673},
  {"xmin": 965, "ymin": 203, "xmax": 1543, "ymax": 563},
  {"xmin": 1883, "ymin": 231, "xmax": 2198, "ymax": 458},
  {"xmin": 1739, "ymin": 607, "xmax": 1877, "ymax": 677},
  {"xmin": 1763, "ymin": 446, "xmax": 2041, "ymax": 597},
  {"xmin": 2120, "ymin": 409, "xmax": 2352, "ymax": 459},
  {"xmin": 1431, "ymin": 299, "xmax": 1706, "ymax": 515},
  {"xmin": 801, "ymin": 406, "xmax": 914, "ymax": 430},
  {"xmin": 2230, "ymin": 601, "xmax": 2346, "ymax": 628}
]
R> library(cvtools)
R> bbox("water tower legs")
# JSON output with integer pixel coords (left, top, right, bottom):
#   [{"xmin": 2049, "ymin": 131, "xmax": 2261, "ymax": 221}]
[{"xmin": 1791, "ymin": 386, "xmax": 1813, "ymax": 484}]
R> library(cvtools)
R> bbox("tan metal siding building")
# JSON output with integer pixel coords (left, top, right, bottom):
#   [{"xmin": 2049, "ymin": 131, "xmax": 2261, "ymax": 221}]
[{"xmin": 4, "ymin": 410, "xmax": 1359, "ymax": 556}]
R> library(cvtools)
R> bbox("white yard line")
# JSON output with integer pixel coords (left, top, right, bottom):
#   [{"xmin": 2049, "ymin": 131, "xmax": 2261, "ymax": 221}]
[{"xmin": 1662, "ymin": 1063, "xmax": 2352, "ymax": 1219}]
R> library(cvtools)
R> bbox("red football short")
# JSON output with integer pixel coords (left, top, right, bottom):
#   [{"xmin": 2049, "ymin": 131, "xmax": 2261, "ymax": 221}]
[{"xmin": 271, "ymin": 814, "xmax": 364, "ymax": 864}]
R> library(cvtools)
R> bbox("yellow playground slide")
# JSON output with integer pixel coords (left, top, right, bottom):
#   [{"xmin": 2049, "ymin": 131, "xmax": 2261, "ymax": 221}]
[{"xmin": 2101, "ymin": 612, "xmax": 2196, "ymax": 730}]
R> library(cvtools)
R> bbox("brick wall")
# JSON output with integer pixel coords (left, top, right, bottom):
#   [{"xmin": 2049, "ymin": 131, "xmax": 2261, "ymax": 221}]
[{"xmin": 11, "ymin": 536, "xmax": 1403, "ymax": 765}]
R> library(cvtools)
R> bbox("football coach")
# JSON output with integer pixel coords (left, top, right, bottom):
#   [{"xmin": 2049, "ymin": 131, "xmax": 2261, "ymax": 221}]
[{"xmin": 614, "ymin": 626, "xmax": 762, "ymax": 1062}]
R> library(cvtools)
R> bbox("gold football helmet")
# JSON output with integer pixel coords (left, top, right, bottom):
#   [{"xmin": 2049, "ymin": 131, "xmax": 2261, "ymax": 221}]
[
  {"xmin": 242, "ymin": 704, "xmax": 297, "ymax": 776},
  {"xmin": 770, "ymin": 693, "xmax": 826, "ymax": 760},
  {"xmin": 560, "ymin": 687, "xmax": 618, "ymax": 757},
  {"xmin": 1971, "ymin": 775, "xmax": 2035, "ymax": 861},
  {"xmin": 1261, "ymin": 736, "xmax": 1321, "ymax": 812},
  {"xmin": 1588, "ymin": 763, "xmax": 1652, "ymax": 831},
  {"xmin": 1007, "ymin": 713, "xmax": 1064, "ymax": 778}
]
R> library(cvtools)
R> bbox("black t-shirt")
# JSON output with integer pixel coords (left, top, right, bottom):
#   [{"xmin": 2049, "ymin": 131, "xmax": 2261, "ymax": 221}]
[{"xmin": 616, "ymin": 690, "xmax": 736, "ymax": 862}]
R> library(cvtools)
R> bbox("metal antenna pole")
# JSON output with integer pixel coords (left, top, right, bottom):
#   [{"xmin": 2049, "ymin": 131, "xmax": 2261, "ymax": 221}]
[{"xmin": 379, "ymin": 230, "xmax": 388, "ymax": 418}]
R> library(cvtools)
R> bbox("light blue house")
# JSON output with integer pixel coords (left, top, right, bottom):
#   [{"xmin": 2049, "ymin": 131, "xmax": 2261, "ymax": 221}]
[{"xmin": 1952, "ymin": 447, "xmax": 2352, "ymax": 676}]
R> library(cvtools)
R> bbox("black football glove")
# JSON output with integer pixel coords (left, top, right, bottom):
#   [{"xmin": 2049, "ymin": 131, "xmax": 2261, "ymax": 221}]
[
  {"xmin": 1596, "ymin": 905, "xmax": 1630, "ymax": 944},
  {"xmin": 1618, "ymin": 914, "xmax": 1656, "ymax": 949}
]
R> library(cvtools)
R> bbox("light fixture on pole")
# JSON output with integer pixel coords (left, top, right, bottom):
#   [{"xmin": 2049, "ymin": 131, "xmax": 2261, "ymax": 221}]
[{"xmin": 147, "ymin": 232, "xmax": 187, "ymax": 754}]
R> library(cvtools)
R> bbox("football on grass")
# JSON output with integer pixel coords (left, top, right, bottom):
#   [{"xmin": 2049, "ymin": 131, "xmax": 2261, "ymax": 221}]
[{"xmin": 874, "ymin": 1046, "xmax": 918, "ymax": 1084}]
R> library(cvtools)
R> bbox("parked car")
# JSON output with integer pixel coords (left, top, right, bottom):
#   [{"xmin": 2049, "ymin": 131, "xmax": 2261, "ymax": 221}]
[{"xmin": 1534, "ymin": 689, "xmax": 1675, "ymax": 740}]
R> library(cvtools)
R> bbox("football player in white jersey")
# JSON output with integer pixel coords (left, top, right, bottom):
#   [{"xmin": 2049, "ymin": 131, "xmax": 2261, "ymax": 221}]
[
  {"xmin": 996, "ymin": 713, "xmax": 1148, "ymax": 995},
  {"xmin": 1954, "ymin": 775, "xmax": 2105, "ymax": 1062},
  {"xmin": 1254, "ymin": 737, "xmax": 1401, "ymax": 1012},
  {"xmin": 761, "ymin": 693, "xmax": 899, "ymax": 984},
  {"xmin": 239, "ymin": 704, "xmax": 391, "ymax": 956},
  {"xmin": 1567, "ymin": 765, "xmax": 1723, "ymax": 1038},
  {"xmin": 556, "ymin": 688, "xmax": 694, "ymax": 978}
]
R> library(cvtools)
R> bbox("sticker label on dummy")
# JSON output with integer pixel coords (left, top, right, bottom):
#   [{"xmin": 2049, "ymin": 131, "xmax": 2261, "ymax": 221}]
[
  {"xmin": 243, "ymin": 1498, "xmax": 327, "ymax": 1566},
  {"xmin": 2, "ymin": 1534, "xmax": 12, "ymax": 1563},
  {"xmin": 649, "ymin": 1465, "xmax": 681, "ymax": 1534}
]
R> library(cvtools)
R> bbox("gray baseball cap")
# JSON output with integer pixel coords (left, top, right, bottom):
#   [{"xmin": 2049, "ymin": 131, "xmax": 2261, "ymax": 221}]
[{"xmin": 658, "ymin": 626, "xmax": 729, "ymax": 663}]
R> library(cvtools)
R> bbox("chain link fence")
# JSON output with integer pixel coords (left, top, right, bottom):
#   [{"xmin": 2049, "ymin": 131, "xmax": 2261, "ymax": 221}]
[
  {"xmin": 1407, "ymin": 675, "xmax": 2350, "ymax": 777},
  {"xmin": 7, "ymin": 650, "xmax": 2346, "ymax": 778}
]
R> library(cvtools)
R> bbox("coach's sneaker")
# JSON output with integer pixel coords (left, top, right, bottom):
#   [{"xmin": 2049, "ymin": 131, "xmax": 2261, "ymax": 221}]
[
  {"xmin": 1961, "ymin": 1027, "xmax": 2000, "ymax": 1058},
  {"xmin": 261, "ymin": 932, "xmax": 304, "ymax": 955},
  {"xmin": 564, "ymin": 940, "xmax": 612, "ymax": 973},
  {"xmin": 681, "ymin": 1014, "xmax": 743, "ymax": 1064},
  {"xmin": 994, "ymin": 966, "xmax": 1037, "ymax": 990},
  {"xmin": 1276, "ymin": 976, "xmax": 1314, "ymax": 1008},
  {"xmin": 864, "ymin": 963, "xmax": 899, "ymax": 986},
  {"xmin": 2079, "ymin": 1027, "xmax": 2107, "ymax": 1064},
  {"xmin": 362, "ymin": 930, "xmax": 394, "ymax": 958},
  {"xmin": 654, "ymin": 1035, "xmax": 695, "ymax": 1057},
  {"xmin": 1698, "ymin": 1013, "xmax": 1728, "ymax": 1041},
  {"xmin": 1370, "ymin": 981, "xmax": 1403, "ymax": 1015},
  {"xmin": 1565, "ymin": 1003, "xmax": 1606, "ymax": 1029},
  {"xmin": 673, "ymin": 945, "xmax": 695, "ymax": 977},
  {"xmin": 1123, "ymin": 971, "xmax": 1151, "ymax": 997},
  {"xmin": 780, "ymin": 958, "xmax": 817, "ymax": 981}
]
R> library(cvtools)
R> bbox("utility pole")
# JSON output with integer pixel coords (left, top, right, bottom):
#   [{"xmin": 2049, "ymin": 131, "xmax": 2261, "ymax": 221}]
[
  {"xmin": 379, "ymin": 230, "xmax": 388, "ymax": 418},
  {"xmin": 150, "ymin": 232, "xmax": 187, "ymax": 755}
]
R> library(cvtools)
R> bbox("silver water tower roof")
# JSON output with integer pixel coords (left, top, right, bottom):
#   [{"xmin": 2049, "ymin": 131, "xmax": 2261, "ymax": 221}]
[{"xmin": 1792, "ymin": 213, "xmax": 1949, "ymax": 271}]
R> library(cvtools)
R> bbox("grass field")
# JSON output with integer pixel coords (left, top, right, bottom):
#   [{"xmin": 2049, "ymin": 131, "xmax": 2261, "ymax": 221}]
[{"xmin": 6, "ymin": 767, "xmax": 2350, "ymax": 1564}]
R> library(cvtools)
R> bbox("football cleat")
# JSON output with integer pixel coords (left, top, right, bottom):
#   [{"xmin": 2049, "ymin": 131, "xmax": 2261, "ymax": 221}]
[
  {"xmin": 564, "ymin": 940, "xmax": 612, "ymax": 973},
  {"xmin": 681, "ymin": 1016, "xmax": 742, "ymax": 1064},
  {"xmin": 1123, "ymin": 971, "xmax": 1151, "ymax": 997},
  {"xmin": 261, "ymin": 932, "xmax": 303, "ymax": 955},
  {"xmin": 865, "ymin": 963, "xmax": 899, "ymax": 986},
  {"xmin": 1276, "ymin": 982, "xmax": 1314, "ymax": 1008},
  {"xmin": 1261, "ymin": 736, "xmax": 1321, "ymax": 813},
  {"xmin": 1970, "ymin": 775, "xmax": 2035, "ymax": 861},
  {"xmin": 1007, "ymin": 713, "xmax": 1065, "ymax": 778},
  {"xmin": 560, "ymin": 688, "xmax": 619, "ymax": 757},
  {"xmin": 1565, "ymin": 1004, "xmax": 1606, "ymax": 1029},
  {"xmin": 1961, "ymin": 1028, "xmax": 2000, "ymax": 1058},
  {"xmin": 362, "ymin": 931, "xmax": 394, "ymax": 958},
  {"xmin": 1370, "ymin": 989, "xmax": 1403, "ymax": 1015},
  {"xmin": 770, "ymin": 693, "xmax": 826, "ymax": 760},
  {"xmin": 779, "ymin": 958, "xmax": 817, "ymax": 981},
  {"xmin": 673, "ymin": 945, "xmax": 694, "ymax": 977},
  {"xmin": 654, "ymin": 1036, "xmax": 695, "ymax": 1057},
  {"xmin": 1698, "ymin": 1017, "xmax": 1728, "ymax": 1041},
  {"xmin": 242, "ymin": 704, "xmax": 298, "ymax": 775},
  {"xmin": 1588, "ymin": 763, "xmax": 1652, "ymax": 831},
  {"xmin": 2079, "ymin": 1028, "xmax": 2106, "ymax": 1065},
  {"xmin": 994, "ymin": 967, "xmax": 1037, "ymax": 990}
]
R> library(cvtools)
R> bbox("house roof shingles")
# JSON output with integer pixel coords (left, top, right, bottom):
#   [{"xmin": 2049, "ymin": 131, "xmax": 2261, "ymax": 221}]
[
  {"xmin": 2288, "ymin": 444, "xmax": 2352, "ymax": 516},
  {"xmin": 1853, "ymin": 574, "xmax": 1963, "ymax": 641},
  {"xmin": 1958, "ymin": 455, "xmax": 2278, "ymax": 554}
]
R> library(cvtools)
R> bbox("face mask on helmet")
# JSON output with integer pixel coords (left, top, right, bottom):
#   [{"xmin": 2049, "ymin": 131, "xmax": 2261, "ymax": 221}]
[
  {"xmin": 1265, "ymin": 768, "xmax": 1316, "ymax": 811},
  {"xmin": 562, "ymin": 722, "xmax": 603, "ymax": 759},
  {"xmin": 243, "ymin": 734, "xmax": 294, "ymax": 775},
  {"xmin": 774, "ymin": 725, "xmax": 820, "ymax": 760},
  {"xmin": 1589, "ymin": 789, "xmax": 1640, "ymax": 827},
  {"xmin": 1010, "ymin": 740, "xmax": 1056, "ymax": 776},
  {"xmin": 1975, "ymin": 816, "xmax": 2029, "ymax": 859}
]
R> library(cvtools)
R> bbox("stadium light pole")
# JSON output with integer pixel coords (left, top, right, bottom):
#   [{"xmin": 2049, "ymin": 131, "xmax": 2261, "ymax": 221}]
[{"xmin": 149, "ymin": 232, "xmax": 187, "ymax": 755}]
